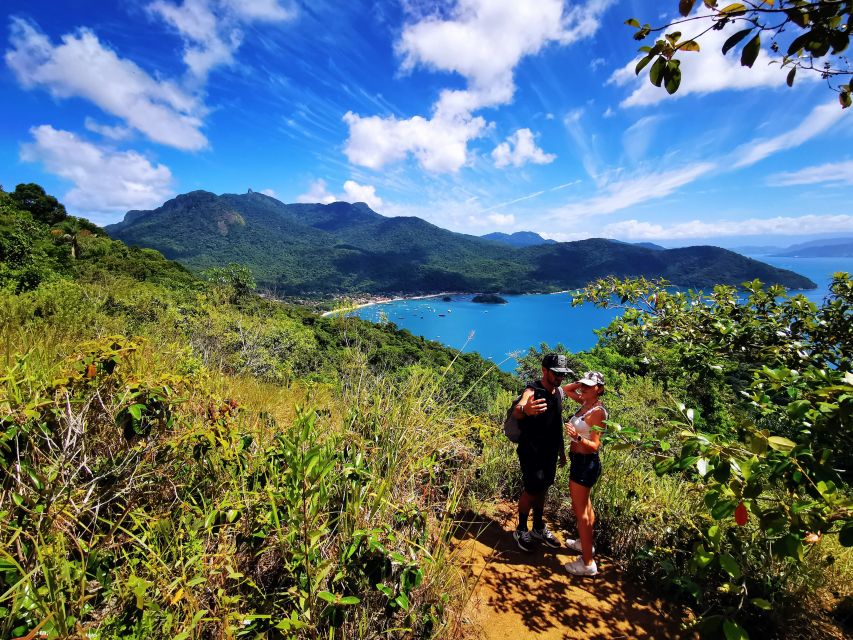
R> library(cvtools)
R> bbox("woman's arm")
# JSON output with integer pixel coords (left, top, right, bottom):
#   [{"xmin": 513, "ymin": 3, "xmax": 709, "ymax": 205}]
[
  {"xmin": 561, "ymin": 381, "xmax": 583, "ymax": 402},
  {"xmin": 576, "ymin": 406, "xmax": 606, "ymax": 452}
]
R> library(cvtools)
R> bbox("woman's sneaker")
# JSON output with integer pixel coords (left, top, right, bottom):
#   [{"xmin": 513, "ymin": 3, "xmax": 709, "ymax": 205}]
[
  {"xmin": 531, "ymin": 526, "xmax": 561, "ymax": 548},
  {"xmin": 565, "ymin": 538, "xmax": 595, "ymax": 554},
  {"xmin": 564, "ymin": 557, "xmax": 598, "ymax": 576},
  {"xmin": 513, "ymin": 529, "xmax": 534, "ymax": 552}
]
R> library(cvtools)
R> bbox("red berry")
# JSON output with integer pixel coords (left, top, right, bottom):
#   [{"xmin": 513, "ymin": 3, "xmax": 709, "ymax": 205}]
[{"xmin": 735, "ymin": 502, "xmax": 748, "ymax": 526}]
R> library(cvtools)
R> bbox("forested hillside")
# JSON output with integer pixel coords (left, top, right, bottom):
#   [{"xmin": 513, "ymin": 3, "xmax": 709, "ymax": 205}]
[
  {"xmin": 106, "ymin": 190, "xmax": 816, "ymax": 295},
  {"xmin": 2, "ymin": 184, "xmax": 850, "ymax": 640}
]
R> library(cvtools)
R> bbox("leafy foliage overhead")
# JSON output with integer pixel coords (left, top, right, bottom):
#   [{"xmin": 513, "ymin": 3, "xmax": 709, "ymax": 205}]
[
  {"xmin": 105, "ymin": 190, "xmax": 815, "ymax": 295},
  {"xmin": 628, "ymin": 1, "xmax": 853, "ymax": 105}
]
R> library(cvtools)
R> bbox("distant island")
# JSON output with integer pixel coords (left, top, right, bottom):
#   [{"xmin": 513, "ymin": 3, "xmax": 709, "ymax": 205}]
[
  {"xmin": 106, "ymin": 190, "xmax": 817, "ymax": 296},
  {"xmin": 472, "ymin": 293, "xmax": 508, "ymax": 304}
]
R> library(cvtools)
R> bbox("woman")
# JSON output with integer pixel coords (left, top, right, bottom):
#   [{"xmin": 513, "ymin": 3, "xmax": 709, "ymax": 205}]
[{"xmin": 561, "ymin": 371, "xmax": 607, "ymax": 576}]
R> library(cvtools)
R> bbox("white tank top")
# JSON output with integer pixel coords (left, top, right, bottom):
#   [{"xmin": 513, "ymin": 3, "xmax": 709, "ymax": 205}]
[{"xmin": 569, "ymin": 404, "xmax": 607, "ymax": 439}]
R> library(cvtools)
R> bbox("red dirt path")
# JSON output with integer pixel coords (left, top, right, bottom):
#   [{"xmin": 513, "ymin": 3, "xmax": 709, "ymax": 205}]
[{"xmin": 452, "ymin": 504, "xmax": 695, "ymax": 639}]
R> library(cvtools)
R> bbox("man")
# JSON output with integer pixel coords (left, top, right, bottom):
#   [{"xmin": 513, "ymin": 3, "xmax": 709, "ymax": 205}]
[{"xmin": 512, "ymin": 353, "xmax": 570, "ymax": 551}]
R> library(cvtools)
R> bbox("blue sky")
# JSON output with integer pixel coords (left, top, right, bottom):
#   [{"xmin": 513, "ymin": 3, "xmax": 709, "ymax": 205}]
[{"xmin": 2, "ymin": 0, "xmax": 852, "ymax": 248}]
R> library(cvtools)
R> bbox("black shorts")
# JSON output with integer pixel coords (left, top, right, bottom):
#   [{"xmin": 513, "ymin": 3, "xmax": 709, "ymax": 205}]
[
  {"xmin": 517, "ymin": 444, "xmax": 558, "ymax": 494},
  {"xmin": 569, "ymin": 452, "xmax": 601, "ymax": 488}
]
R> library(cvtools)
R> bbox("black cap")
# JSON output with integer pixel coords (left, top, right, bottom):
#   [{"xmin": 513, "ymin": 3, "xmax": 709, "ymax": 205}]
[{"xmin": 542, "ymin": 353, "xmax": 572, "ymax": 374}]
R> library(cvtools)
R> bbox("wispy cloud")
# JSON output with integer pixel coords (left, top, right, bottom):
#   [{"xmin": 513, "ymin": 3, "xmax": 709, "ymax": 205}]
[
  {"xmin": 547, "ymin": 163, "xmax": 715, "ymax": 218},
  {"xmin": 6, "ymin": 18, "xmax": 207, "ymax": 150},
  {"xmin": 731, "ymin": 102, "xmax": 846, "ymax": 168},
  {"xmin": 767, "ymin": 159, "xmax": 853, "ymax": 186},
  {"xmin": 602, "ymin": 214, "xmax": 853, "ymax": 240},
  {"xmin": 147, "ymin": 0, "xmax": 295, "ymax": 80},
  {"xmin": 20, "ymin": 125, "xmax": 174, "ymax": 218}
]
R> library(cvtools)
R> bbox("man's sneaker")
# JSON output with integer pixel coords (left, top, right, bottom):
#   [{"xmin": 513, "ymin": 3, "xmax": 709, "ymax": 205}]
[
  {"xmin": 564, "ymin": 557, "xmax": 598, "ymax": 576},
  {"xmin": 531, "ymin": 526, "xmax": 561, "ymax": 548},
  {"xmin": 513, "ymin": 529, "xmax": 534, "ymax": 552},
  {"xmin": 565, "ymin": 538, "xmax": 595, "ymax": 554}
]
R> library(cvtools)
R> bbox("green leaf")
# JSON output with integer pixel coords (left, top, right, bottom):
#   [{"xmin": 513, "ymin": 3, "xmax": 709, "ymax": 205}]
[
  {"xmin": 678, "ymin": 40, "xmax": 701, "ymax": 52},
  {"xmin": 635, "ymin": 54, "xmax": 654, "ymax": 75},
  {"xmin": 722, "ymin": 28, "xmax": 753, "ymax": 56},
  {"xmin": 723, "ymin": 618, "xmax": 750, "ymax": 640},
  {"xmin": 649, "ymin": 56, "xmax": 666, "ymax": 87},
  {"xmin": 625, "ymin": 18, "xmax": 641, "ymax": 28},
  {"xmin": 784, "ymin": 8, "xmax": 809, "ymax": 29},
  {"xmin": 711, "ymin": 499, "xmax": 737, "ymax": 521},
  {"xmin": 720, "ymin": 3, "xmax": 747, "ymax": 16},
  {"xmin": 767, "ymin": 436, "xmax": 796, "ymax": 452},
  {"xmin": 665, "ymin": 60, "xmax": 682, "ymax": 94},
  {"xmin": 338, "ymin": 595, "xmax": 360, "ymax": 605},
  {"xmin": 128, "ymin": 403, "xmax": 145, "ymax": 421},
  {"xmin": 719, "ymin": 553, "xmax": 742, "ymax": 579},
  {"xmin": 316, "ymin": 591, "xmax": 337, "ymax": 604},
  {"xmin": 840, "ymin": 91, "xmax": 852, "ymax": 109},
  {"xmin": 751, "ymin": 598, "xmax": 772, "ymax": 611},
  {"xmin": 694, "ymin": 546, "xmax": 715, "ymax": 568},
  {"xmin": 679, "ymin": 0, "xmax": 697, "ymax": 17},
  {"xmin": 740, "ymin": 34, "xmax": 761, "ymax": 68},
  {"xmin": 395, "ymin": 592, "xmax": 410, "ymax": 610}
]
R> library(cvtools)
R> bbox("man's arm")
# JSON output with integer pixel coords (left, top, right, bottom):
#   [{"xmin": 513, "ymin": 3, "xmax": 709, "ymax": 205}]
[{"xmin": 512, "ymin": 388, "xmax": 537, "ymax": 420}]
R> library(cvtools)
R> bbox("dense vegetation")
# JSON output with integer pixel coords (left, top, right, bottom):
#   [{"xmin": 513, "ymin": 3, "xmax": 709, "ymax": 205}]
[
  {"xmin": 105, "ymin": 190, "xmax": 815, "ymax": 295},
  {"xmin": 2, "ymin": 184, "xmax": 849, "ymax": 639}
]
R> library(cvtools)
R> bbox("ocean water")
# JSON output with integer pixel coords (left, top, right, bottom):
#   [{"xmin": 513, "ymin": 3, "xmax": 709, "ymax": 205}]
[{"xmin": 352, "ymin": 256, "xmax": 852, "ymax": 373}]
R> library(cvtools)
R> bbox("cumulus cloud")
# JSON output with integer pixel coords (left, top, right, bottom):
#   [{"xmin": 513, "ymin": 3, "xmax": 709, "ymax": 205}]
[
  {"xmin": 343, "ymin": 111, "xmax": 486, "ymax": 173},
  {"xmin": 20, "ymin": 125, "xmax": 174, "ymax": 216},
  {"xmin": 492, "ymin": 128, "xmax": 556, "ymax": 168},
  {"xmin": 609, "ymin": 6, "xmax": 807, "ymax": 107},
  {"xmin": 6, "ymin": 18, "xmax": 207, "ymax": 150},
  {"xmin": 767, "ymin": 159, "xmax": 853, "ymax": 186},
  {"xmin": 148, "ymin": 0, "xmax": 294, "ymax": 80},
  {"xmin": 296, "ymin": 179, "xmax": 384, "ymax": 211},
  {"xmin": 260, "ymin": 188, "xmax": 277, "ymax": 197},
  {"xmin": 344, "ymin": 0, "xmax": 614, "ymax": 172},
  {"xmin": 602, "ymin": 214, "xmax": 853, "ymax": 240}
]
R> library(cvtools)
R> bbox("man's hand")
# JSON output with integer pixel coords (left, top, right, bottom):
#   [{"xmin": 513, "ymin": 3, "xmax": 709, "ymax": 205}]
[{"xmin": 523, "ymin": 397, "xmax": 547, "ymax": 416}]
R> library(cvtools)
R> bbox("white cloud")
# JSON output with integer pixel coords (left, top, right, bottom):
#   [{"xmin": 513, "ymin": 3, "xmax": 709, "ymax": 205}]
[
  {"xmin": 148, "ymin": 0, "xmax": 294, "ymax": 80},
  {"xmin": 610, "ymin": 6, "xmax": 806, "ymax": 107},
  {"xmin": 296, "ymin": 179, "xmax": 384, "ymax": 211},
  {"xmin": 6, "ymin": 18, "xmax": 207, "ymax": 151},
  {"xmin": 548, "ymin": 163, "xmax": 715, "ymax": 218},
  {"xmin": 343, "ymin": 111, "xmax": 487, "ymax": 173},
  {"xmin": 84, "ymin": 117, "xmax": 132, "ymax": 141},
  {"xmin": 341, "ymin": 180, "xmax": 383, "ymax": 210},
  {"xmin": 767, "ymin": 159, "xmax": 853, "ymax": 186},
  {"xmin": 344, "ymin": 0, "xmax": 614, "ymax": 172},
  {"xmin": 492, "ymin": 128, "xmax": 556, "ymax": 168},
  {"xmin": 732, "ymin": 102, "xmax": 845, "ymax": 168},
  {"xmin": 487, "ymin": 212, "xmax": 515, "ymax": 226},
  {"xmin": 20, "ymin": 125, "xmax": 174, "ymax": 216},
  {"xmin": 602, "ymin": 214, "xmax": 853, "ymax": 240},
  {"xmin": 260, "ymin": 188, "xmax": 277, "ymax": 197},
  {"xmin": 297, "ymin": 179, "xmax": 336, "ymax": 204}
]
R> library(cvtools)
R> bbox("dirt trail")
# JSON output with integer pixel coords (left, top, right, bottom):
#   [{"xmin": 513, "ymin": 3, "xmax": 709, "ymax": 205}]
[{"xmin": 452, "ymin": 504, "xmax": 694, "ymax": 639}]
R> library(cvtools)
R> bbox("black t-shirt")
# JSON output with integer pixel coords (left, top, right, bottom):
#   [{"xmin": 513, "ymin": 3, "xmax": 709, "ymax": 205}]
[{"xmin": 518, "ymin": 380, "xmax": 564, "ymax": 456}]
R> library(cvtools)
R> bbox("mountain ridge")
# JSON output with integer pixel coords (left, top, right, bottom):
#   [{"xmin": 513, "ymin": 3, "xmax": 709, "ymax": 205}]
[{"xmin": 106, "ymin": 191, "xmax": 817, "ymax": 295}]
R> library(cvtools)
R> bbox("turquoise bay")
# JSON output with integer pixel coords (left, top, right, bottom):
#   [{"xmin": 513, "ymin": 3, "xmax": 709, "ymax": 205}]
[{"xmin": 353, "ymin": 256, "xmax": 853, "ymax": 372}]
